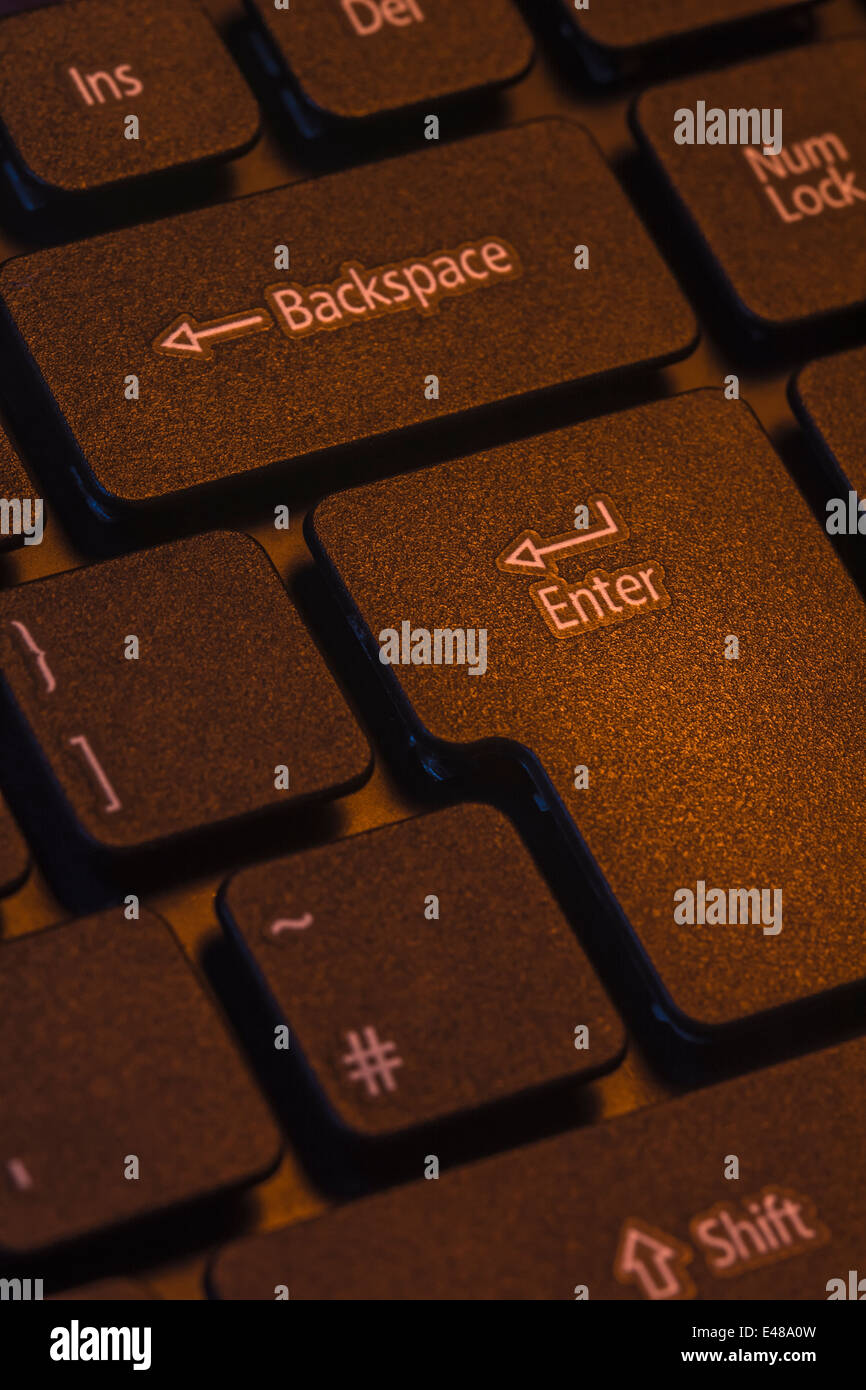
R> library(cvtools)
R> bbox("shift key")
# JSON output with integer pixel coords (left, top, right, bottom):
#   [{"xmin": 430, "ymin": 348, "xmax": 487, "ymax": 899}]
[{"xmin": 0, "ymin": 120, "xmax": 696, "ymax": 522}]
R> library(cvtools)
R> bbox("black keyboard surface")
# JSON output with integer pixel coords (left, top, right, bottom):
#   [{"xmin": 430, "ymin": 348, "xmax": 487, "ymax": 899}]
[{"xmin": 0, "ymin": 0, "xmax": 865, "ymax": 1308}]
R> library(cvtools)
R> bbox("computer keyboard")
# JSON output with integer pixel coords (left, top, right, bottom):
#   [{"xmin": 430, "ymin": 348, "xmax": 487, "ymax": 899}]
[{"xmin": 0, "ymin": 0, "xmax": 864, "ymax": 1332}]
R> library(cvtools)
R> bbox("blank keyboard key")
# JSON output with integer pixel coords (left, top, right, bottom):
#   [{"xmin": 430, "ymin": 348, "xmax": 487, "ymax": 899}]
[
  {"xmin": 0, "ymin": 531, "xmax": 370, "ymax": 856},
  {"xmin": 247, "ymin": 0, "xmax": 533, "ymax": 122},
  {"xmin": 634, "ymin": 40, "xmax": 866, "ymax": 330},
  {"xmin": 791, "ymin": 345, "xmax": 866, "ymax": 492},
  {"xmin": 211, "ymin": 1031, "xmax": 866, "ymax": 1299},
  {"xmin": 221, "ymin": 804, "xmax": 625, "ymax": 1138},
  {"xmin": 0, "ymin": 791, "xmax": 28, "ymax": 897},
  {"xmin": 308, "ymin": 392, "xmax": 866, "ymax": 1034},
  {"xmin": 563, "ymin": 0, "xmax": 826, "ymax": 55},
  {"xmin": 0, "ymin": 121, "xmax": 696, "ymax": 520},
  {"xmin": 0, "ymin": 908, "xmax": 280, "ymax": 1253},
  {"xmin": 0, "ymin": 0, "xmax": 260, "ymax": 198}
]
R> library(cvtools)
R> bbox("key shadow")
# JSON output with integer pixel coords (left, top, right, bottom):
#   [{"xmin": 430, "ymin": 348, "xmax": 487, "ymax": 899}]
[
  {"xmin": 1, "ymin": 1182, "xmax": 263, "ymax": 1301},
  {"xmin": 0, "ymin": 145, "xmax": 244, "ymax": 248},
  {"xmin": 779, "ymin": 391, "xmax": 866, "ymax": 602},
  {"xmin": 223, "ymin": 11, "xmax": 522, "ymax": 180}
]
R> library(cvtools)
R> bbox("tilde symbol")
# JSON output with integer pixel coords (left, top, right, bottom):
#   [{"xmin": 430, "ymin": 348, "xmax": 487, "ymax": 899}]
[{"xmin": 268, "ymin": 913, "xmax": 314, "ymax": 936}]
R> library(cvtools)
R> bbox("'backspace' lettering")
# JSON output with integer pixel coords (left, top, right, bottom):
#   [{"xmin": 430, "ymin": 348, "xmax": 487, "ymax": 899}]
[{"xmin": 266, "ymin": 237, "xmax": 522, "ymax": 339}]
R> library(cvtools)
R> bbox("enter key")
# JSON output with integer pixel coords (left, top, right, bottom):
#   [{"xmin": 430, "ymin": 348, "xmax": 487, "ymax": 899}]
[{"xmin": 308, "ymin": 390, "xmax": 866, "ymax": 1038}]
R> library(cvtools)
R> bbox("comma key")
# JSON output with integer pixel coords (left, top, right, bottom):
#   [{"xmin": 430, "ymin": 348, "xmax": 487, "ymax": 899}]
[
  {"xmin": 308, "ymin": 391, "xmax": 866, "ymax": 1036},
  {"xmin": 0, "ymin": 120, "xmax": 696, "ymax": 523},
  {"xmin": 0, "ymin": 909, "xmax": 280, "ymax": 1254},
  {"xmin": 0, "ymin": 532, "xmax": 370, "ymax": 872},
  {"xmin": 220, "ymin": 804, "xmax": 625, "ymax": 1139},
  {"xmin": 211, "ymin": 1032, "xmax": 866, "ymax": 1298},
  {"xmin": 246, "ymin": 0, "xmax": 533, "ymax": 124},
  {"xmin": 0, "ymin": 0, "xmax": 260, "ymax": 201}
]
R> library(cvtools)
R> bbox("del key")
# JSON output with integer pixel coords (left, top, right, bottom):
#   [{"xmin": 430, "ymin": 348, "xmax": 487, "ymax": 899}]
[{"xmin": 0, "ymin": 120, "xmax": 695, "ymax": 521}]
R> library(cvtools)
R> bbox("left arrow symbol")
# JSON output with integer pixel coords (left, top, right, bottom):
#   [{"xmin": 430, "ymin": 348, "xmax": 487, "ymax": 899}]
[{"xmin": 153, "ymin": 308, "xmax": 272, "ymax": 359}]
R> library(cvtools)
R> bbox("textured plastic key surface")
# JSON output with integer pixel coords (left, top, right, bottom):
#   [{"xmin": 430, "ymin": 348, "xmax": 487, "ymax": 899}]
[
  {"xmin": 222, "ymin": 804, "xmax": 625, "ymax": 1137},
  {"xmin": 0, "ymin": 120, "xmax": 696, "ymax": 517},
  {"xmin": 791, "ymin": 345, "xmax": 866, "ymax": 492},
  {"xmin": 0, "ymin": 908, "xmax": 280, "ymax": 1254},
  {"xmin": 248, "ymin": 0, "xmax": 533, "ymax": 121},
  {"xmin": 0, "ymin": 425, "xmax": 38, "ymax": 553},
  {"xmin": 309, "ymin": 392, "xmax": 866, "ymax": 1034},
  {"xmin": 562, "ymin": 0, "xmax": 825, "ymax": 52},
  {"xmin": 0, "ymin": 791, "xmax": 28, "ymax": 896},
  {"xmin": 212, "ymin": 1032, "xmax": 866, "ymax": 1300},
  {"xmin": 0, "ymin": 0, "xmax": 260, "ymax": 194},
  {"xmin": 634, "ymin": 40, "xmax": 866, "ymax": 330},
  {"xmin": 0, "ymin": 531, "xmax": 371, "ymax": 853},
  {"xmin": 633, "ymin": 40, "xmax": 866, "ymax": 328}
]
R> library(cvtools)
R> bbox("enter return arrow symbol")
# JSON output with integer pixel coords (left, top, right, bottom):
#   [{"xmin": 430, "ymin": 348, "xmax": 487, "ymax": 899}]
[{"xmin": 496, "ymin": 494, "xmax": 628, "ymax": 576}]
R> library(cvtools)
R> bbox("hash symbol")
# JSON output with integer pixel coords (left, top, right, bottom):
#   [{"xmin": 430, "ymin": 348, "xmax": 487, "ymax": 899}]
[{"xmin": 341, "ymin": 1027, "xmax": 403, "ymax": 1097}]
